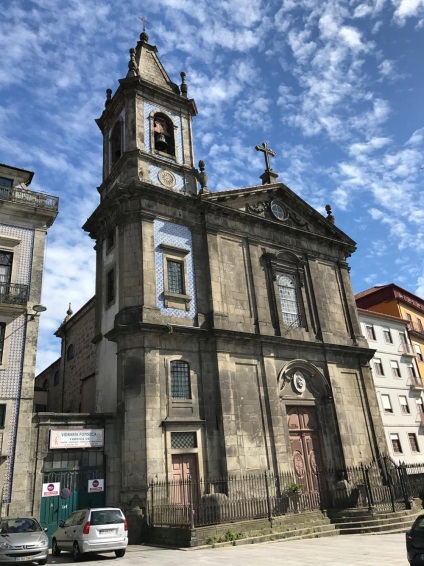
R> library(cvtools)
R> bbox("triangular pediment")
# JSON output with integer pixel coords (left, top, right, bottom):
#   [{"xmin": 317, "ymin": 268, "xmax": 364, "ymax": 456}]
[{"xmin": 202, "ymin": 183, "xmax": 355, "ymax": 248}]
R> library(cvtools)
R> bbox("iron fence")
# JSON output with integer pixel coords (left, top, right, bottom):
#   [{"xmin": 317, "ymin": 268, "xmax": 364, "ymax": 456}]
[{"xmin": 147, "ymin": 457, "xmax": 424, "ymax": 528}]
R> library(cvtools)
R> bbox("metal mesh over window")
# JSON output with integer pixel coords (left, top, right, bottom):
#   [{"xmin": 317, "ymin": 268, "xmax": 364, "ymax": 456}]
[
  {"xmin": 171, "ymin": 432, "xmax": 197, "ymax": 449},
  {"xmin": 278, "ymin": 274, "xmax": 301, "ymax": 326},
  {"xmin": 170, "ymin": 361, "xmax": 191, "ymax": 399},
  {"xmin": 167, "ymin": 260, "xmax": 183, "ymax": 294}
]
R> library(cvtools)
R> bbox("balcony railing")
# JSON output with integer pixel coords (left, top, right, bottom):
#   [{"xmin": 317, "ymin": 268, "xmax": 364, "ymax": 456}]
[
  {"xmin": 416, "ymin": 412, "xmax": 424, "ymax": 424},
  {"xmin": 0, "ymin": 185, "xmax": 58, "ymax": 211},
  {"xmin": 407, "ymin": 376, "xmax": 424, "ymax": 390},
  {"xmin": 406, "ymin": 320, "xmax": 424, "ymax": 336},
  {"xmin": 0, "ymin": 283, "xmax": 29, "ymax": 305}
]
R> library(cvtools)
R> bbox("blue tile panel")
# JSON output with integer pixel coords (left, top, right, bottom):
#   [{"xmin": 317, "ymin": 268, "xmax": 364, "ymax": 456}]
[
  {"xmin": 144, "ymin": 101, "xmax": 184, "ymax": 165},
  {"xmin": 0, "ymin": 223, "xmax": 34, "ymax": 502},
  {"xmin": 154, "ymin": 220, "xmax": 197, "ymax": 319},
  {"xmin": 149, "ymin": 165, "xmax": 185, "ymax": 192}
]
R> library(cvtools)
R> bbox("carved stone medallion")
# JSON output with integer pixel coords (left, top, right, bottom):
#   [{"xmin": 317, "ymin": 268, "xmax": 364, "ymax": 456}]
[
  {"xmin": 293, "ymin": 371, "xmax": 306, "ymax": 394},
  {"xmin": 158, "ymin": 169, "xmax": 176, "ymax": 188}
]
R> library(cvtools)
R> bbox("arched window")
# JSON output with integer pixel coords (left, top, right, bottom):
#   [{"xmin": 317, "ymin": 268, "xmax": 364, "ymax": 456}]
[
  {"xmin": 53, "ymin": 371, "xmax": 60, "ymax": 385},
  {"xmin": 67, "ymin": 344, "xmax": 75, "ymax": 361},
  {"xmin": 43, "ymin": 379, "xmax": 49, "ymax": 390},
  {"xmin": 110, "ymin": 120, "xmax": 122, "ymax": 166},
  {"xmin": 170, "ymin": 360, "xmax": 191, "ymax": 399},
  {"xmin": 153, "ymin": 113, "xmax": 175, "ymax": 157},
  {"xmin": 278, "ymin": 274, "xmax": 301, "ymax": 327}
]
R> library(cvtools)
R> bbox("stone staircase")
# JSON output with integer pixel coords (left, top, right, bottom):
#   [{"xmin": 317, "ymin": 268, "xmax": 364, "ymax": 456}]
[
  {"xmin": 193, "ymin": 511, "xmax": 340, "ymax": 547},
  {"xmin": 327, "ymin": 507, "xmax": 423, "ymax": 535}
]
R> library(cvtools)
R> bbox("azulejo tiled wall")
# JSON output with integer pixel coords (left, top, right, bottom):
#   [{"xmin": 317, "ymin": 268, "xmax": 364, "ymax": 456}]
[
  {"xmin": 154, "ymin": 220, "xmax": 197, "ymax": 319},
  {"xmin": 0, "ymin": 223, "xmax": 34, "ymax": 502},
  {"xmin": 149, "ymin": 165, "xmax": 185, "ymax": 192},
  {"xmin": 144, "ymin": 101, "xmax": 183, "ymax": 164}
]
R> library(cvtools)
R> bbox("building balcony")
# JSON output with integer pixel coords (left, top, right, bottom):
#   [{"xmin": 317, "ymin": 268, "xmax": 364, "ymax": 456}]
[
  {"xmin": 407, "ymin": 320, "xmax": 424, "ymax": 337},
  {"xmin": 0, "ymin": 185, "xmax": 58, "ymax": 212},
  {"xmin": 0, "ymin": 283, "xmax": 29, "ymax": 305}
]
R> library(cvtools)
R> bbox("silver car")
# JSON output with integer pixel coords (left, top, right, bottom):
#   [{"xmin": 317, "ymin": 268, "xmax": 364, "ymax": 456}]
[
  {"xmin": 51, "ymin": 508, "xmax": 128, "ymax": 561},
  {"xmin": 0, "ymin": 517, "xmax": 48, "ymax": 564}
]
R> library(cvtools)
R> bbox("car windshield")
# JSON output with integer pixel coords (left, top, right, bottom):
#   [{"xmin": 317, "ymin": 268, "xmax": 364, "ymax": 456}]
[
  {"xmin": 0, "ymin": 518, "xmax": 42, "ymax": 534},
  {"xmin": 90, "ymin": 510, "xmax": 123, "ymax": 525}
]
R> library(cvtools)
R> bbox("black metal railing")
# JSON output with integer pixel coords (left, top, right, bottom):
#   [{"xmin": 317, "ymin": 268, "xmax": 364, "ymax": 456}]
[
  {"xmin": 0, "ymin": 283, "xmax": 29, "ymax": 305},
  {"xmin": 146, "ymin": 457, "xmax": 424, "ymax": 529},
  {"xmin": 0, "ymin": 185, "xmax": 58, "ymax": 211}
]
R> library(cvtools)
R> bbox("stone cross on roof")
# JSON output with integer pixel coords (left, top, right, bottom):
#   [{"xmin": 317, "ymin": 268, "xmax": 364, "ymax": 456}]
[{"xmin": 255, "ymin": 141, "xmax": 276, "ymax": 172}]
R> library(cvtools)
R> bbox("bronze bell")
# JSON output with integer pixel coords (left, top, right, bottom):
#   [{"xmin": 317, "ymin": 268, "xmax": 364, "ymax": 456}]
[{"xmin": 155, "ymin": 133, "xmax": 168, "ymax": 151}]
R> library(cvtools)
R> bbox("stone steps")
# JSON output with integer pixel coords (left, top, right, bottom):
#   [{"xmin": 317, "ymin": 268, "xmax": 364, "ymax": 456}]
[{"xmin": 330, "ymin": 508, "xmax": 422, "ymax": 535}]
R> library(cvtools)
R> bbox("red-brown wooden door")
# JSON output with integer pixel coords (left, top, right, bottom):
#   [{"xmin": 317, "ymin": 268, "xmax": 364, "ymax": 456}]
[
  {"xmin": 287, "ymin": 406, "xmax": 323, "ymax": 492},
  {"xmin": 171, "ymin": 454, "xmax": 198, "ymax": 505}
]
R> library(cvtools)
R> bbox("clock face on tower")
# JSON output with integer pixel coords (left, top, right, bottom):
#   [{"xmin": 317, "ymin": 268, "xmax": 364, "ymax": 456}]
[{"xmin": 270, "ymin": 200, "xmax": 287, "ymax": 221}]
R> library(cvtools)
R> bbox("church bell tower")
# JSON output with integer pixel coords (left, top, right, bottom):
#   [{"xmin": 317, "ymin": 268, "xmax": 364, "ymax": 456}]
[{"xmin": 96, "ymin": 30, "xmax": 198, "ymax": 197}]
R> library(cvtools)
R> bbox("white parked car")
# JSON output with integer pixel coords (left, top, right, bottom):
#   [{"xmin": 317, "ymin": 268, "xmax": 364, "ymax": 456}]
[{"xmin": 51, "ymin": 508, "xmax": 128, "ymax": 561}]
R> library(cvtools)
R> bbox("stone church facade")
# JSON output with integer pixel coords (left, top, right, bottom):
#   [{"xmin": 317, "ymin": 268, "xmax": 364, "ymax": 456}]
[{"xmin": 80, "ymin": 32, "xmax": 387, "ymax": 520}]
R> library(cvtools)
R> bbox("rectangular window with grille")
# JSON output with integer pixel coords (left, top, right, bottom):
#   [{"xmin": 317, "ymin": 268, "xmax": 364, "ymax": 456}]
[
  {"xmin": 409, "ymin": 433, "xmax": 420, "ymax": 453},
  {"xmin": 106, "ymin": 268, "xmax": 115, "ymax": 304},
  {"xmin": 278, "ymin": 274, "xmax": 301, "ymax": 327},
  {"xmin": 0, "ymin": 323, "xmax": 5, "ymax": 364},
  {"xmin": 0, "ymin": 404, "xmax": 5, "ymax": 429},
  {"xmin": 390, "ymin": 433, "xmax": 402, "ymax": 454},
  {"xmin": 167, "ymin": 260, "xmax": 184, "ymax": 294},
  {"xmin": 171, "ymin": 431, "xmax": 197, "ymax": 449},
  {"xmin": 170, "ymin": 360, "xmax": 191, "ymax": 399}
]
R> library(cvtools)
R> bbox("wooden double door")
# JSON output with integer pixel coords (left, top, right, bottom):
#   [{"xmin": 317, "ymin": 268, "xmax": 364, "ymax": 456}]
[{"xmin": 287, "ymin": 406, "xmax": 323, "ymax": 492}]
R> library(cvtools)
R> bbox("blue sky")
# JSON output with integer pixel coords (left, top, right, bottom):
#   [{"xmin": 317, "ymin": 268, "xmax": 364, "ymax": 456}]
[{"xmin": 1, "ymin": 0, "xmax": 424, "ymax": 373}]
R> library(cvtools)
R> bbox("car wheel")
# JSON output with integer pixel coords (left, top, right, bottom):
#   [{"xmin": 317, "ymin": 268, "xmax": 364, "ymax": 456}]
[
  {"xmin": 115, "ymin": 550, "xmax": 126, "ymax": 558},
  {"xmin": 72, "ymin": 541, "xmax": 82, "ymax": 562},
  {"xmin": 52, "ymin": 539, "xmax": 61, "ymax": 556}
]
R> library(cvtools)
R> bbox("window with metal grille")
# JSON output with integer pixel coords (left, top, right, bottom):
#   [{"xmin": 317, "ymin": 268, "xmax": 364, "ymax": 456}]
[
  {"xmin": 390, "ymin": 360, "xmax": 401, "ymax": 378},
  {"xmin": 0, "ymin": 322, "xmax": 5, "ymax": 364},
  {"xmin": 0, "ymin": 251, "xmax": 12, "ymax": 287},
  {"xmin": 409, "ymin": 433, "xmax": 420, "ymax": 453},
  {"xmin": 374, "ymin": 358, "xmax": 384, "ymax": 376},
  {"xmin": 278, "ymin": 274, "xmax": 301, "ymax": 327},
  {"xmin": 390, "ymin": 433, "xmax": 402, "ymax": 454},
  {"xmin": 106, "ymin": 268, "xmax": 115, "ymax": 304},
  {"xmin": 171, "ymin": 432, "xmax": 197, "ymax": 449},
  {"xmin": 167, "ymin": 260, "xmax": 184, "ymax": 294},
  {"xmin": 0, "ymin": 404, "xmax": 5, "ymax": 428},
  {"xmin": 0, "ymin": 177, "xmax": 12, "ymax": 189},
  {"xmin": 170, "ymin": 360, "xmax": 191, "ymax": 399},
  {"xmin": 399, "ymin": 395, "xmax": 410, "ymax": 414}
]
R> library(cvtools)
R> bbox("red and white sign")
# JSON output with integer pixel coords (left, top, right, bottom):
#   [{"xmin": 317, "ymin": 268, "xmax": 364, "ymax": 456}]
[
  {"xmin": 88, "ymin": 478, "xmax": 104, "ymax": 493},
  {"xmin": 42, "ymin": 482, "xmax": 60, "ymax": 497}
]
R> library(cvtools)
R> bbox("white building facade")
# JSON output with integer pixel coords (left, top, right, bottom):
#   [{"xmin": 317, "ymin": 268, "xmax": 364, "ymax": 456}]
[
  {"xmin": 358, "ymin": 308, "xmax": 424, "ymax": 464},
  {"xmin": 0, "ymin": 164, "xmax": 57, "ymax": 514}
]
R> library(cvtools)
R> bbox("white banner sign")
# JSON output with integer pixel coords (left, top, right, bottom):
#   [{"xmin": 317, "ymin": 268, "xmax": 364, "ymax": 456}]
[
  {"xmin": 88, "ymin": 478, "xmax": 104, "ymax": 493},
  {"xmin": 42, "ymin": 482, "xmax": 60, "ymax": 497},
  {"xmin": 50, "ymin": 429, "xmax": 104, "ymax": 449}
]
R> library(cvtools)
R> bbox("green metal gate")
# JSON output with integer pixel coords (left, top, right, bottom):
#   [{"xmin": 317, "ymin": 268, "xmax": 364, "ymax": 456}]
[{"xmin": 39, "ymin": 450, "xmax": 105, "ymax": 543}]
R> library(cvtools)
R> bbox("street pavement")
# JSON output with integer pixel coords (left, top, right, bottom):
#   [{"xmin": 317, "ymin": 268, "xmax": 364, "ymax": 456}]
[{"xmin": 48, "ymin": 532, "xmax": 408, "ymax": 565}]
